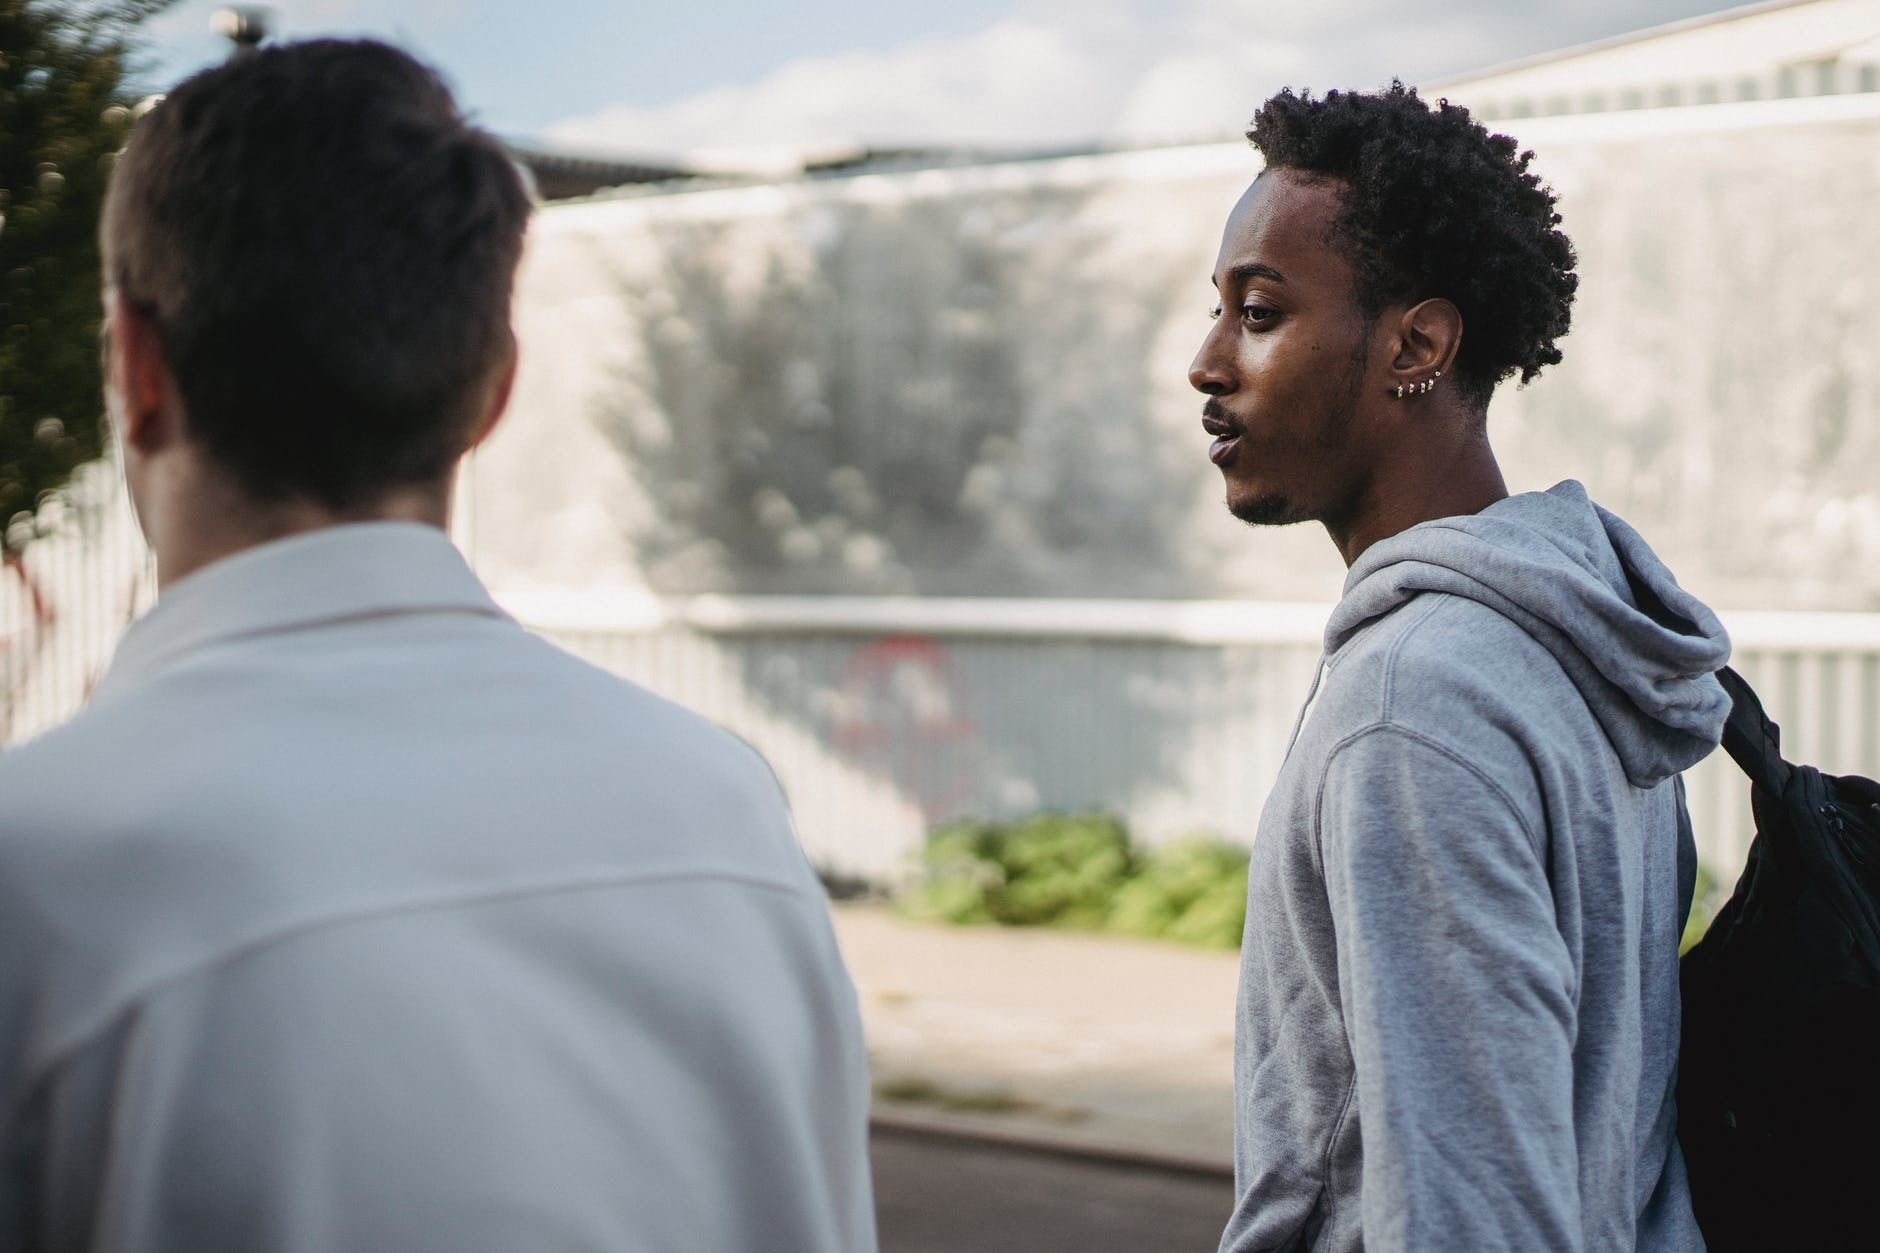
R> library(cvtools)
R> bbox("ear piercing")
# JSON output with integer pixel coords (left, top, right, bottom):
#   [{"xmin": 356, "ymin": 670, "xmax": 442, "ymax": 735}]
[{"xmin": 1392, "ymin": 369, "xmax": 1441, "ymax": 399}]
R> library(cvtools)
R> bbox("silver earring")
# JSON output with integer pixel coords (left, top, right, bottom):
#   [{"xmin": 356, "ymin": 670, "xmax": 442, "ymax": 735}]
[{"xmin": 1392, "ymin": 384, "xmax": 1405, "ymax": 399}]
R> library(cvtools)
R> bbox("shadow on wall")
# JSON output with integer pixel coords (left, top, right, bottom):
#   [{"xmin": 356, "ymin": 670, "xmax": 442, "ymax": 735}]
[
  {"xmin": 594, "ymin": 186, "xmax": 1210, "ymax": 598},
  {"xmin": 507, "ymin": 108, "xmax": 1880, "ymax": 615},
  {"xmin": 583, "ymin": 184, "xmax": 1262, "ymax": 837}
]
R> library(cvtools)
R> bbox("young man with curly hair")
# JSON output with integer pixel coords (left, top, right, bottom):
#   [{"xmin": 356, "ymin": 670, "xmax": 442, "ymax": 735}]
[
  {"xmin": 1196, "ymin": 84, "xmax": 1727, "ymax": 1252},
  {"xmin": 0, "ymin": 41, "xmax": 875, "ymax": 1251}
]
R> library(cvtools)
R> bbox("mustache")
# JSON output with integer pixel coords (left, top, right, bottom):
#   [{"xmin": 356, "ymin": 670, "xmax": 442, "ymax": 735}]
[{"xmin": 1202, "ymin": 399, "xmax": 1243, "ymax": 430}]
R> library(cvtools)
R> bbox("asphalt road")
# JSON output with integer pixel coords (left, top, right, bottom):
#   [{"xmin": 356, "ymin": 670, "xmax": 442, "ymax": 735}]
[{"xmin": 872, "ymin": 1124, "xmax": 1234, "ymax": 1253}]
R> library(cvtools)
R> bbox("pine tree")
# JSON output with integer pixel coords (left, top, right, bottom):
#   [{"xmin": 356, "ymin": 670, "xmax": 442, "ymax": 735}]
[{"xmin": 0, "ymin": 0, "xmax": 175, "ymax": 555}]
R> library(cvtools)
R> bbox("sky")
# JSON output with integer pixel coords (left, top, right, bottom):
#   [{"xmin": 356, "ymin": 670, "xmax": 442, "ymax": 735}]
[{"xmin": 135, "ymin": 0, "xmax": 1752, "ymax": 159}]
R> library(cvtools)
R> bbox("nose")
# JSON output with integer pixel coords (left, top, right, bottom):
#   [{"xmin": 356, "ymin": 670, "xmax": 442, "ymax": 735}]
[{"xmin": 1188, "ymin": 321, "xmax": 1233, "ymax": 396}]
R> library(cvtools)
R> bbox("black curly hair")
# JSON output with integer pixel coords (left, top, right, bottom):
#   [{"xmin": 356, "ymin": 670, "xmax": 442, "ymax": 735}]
[{"xmin": 1247, "ymin": 81, "xmax": 1577, "ymax": 410}]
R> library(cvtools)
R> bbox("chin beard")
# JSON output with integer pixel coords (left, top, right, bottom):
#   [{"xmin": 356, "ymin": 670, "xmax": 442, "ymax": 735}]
[{"xmin": 1228, "ymin": 491, "xmax": 1307, "ymax": 528}]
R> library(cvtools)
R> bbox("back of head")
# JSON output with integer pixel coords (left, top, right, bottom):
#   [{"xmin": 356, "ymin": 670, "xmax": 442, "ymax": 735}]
[
  {"xmin": 1248, "ymin": 82, "xmax": 1578, "ymax": 412},
  {"xmin": 102, "ymin": 39, "xmax": 532, "ymax": 508}
]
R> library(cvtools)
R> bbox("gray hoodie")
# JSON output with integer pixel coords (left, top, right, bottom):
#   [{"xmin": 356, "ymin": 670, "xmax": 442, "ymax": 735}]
[{"xmin": 1220, "ymin": 481, "xmax": 1729, "ymax": 1253}]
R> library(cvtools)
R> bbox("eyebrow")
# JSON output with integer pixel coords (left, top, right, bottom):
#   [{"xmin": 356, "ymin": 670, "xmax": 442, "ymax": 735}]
[{"xmin": 1213, "ymin": 262, "xmax": 1287, "ymax": 289}]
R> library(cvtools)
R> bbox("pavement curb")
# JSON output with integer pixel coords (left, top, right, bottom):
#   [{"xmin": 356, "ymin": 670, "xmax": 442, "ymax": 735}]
[{"xmin": 869, "ymin": 1109, "xmax": 1235, "ymax": 1181}]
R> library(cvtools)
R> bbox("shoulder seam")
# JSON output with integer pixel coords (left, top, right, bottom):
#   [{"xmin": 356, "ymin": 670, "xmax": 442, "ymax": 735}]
[{"xmin": 1312, "ymin": 721, "xmax": 1542, "ymax": 868}]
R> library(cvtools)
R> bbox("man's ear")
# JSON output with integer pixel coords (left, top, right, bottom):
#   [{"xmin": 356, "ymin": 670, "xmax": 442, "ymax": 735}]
[
  {"xmin": 466, "ymin": 329, "xmax": 518, "ymax": 451},
  {"xmin": 1386, "ymin": 297, "xmax": 1463, "ymax": 390},
  {"xmin": 103, "ymin": 290, "xmax": 179, "ymax": 454}
]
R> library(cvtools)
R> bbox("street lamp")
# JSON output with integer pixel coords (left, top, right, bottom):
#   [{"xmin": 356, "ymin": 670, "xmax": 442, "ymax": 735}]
[{"xmin": 210, "ymin": 6, "xmax": 274, "ymax": 58}]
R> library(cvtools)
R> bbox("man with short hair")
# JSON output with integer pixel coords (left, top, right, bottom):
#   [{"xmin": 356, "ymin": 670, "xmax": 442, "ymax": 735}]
[
  {"xmin": 1195, "ymin": 84, "xmax": 1726, "ymax": 1252},
  {"xmin": 0, "ymin": 40, "xmax": 875, "ymax": 1252}
]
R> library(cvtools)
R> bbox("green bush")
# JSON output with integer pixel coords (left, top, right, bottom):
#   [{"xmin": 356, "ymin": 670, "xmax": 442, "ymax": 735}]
[
  {"xmin": 991, "ymin": 811, "xmax": 1132, "ymax": 927},
  {"xmin": 1108, "ymin": 836, "xmax": 1249, "ymax": 949},
  {"xmin": 898, "ymin": 820, "xmax": 1004, "ymax": 925},
  {"xmin": 900, "ymin": 811, "xmax": 1131, "ymax": 929},
  {"xmin": 898, "ymin": 814, "xmax": 1248, "ymax": 949}
]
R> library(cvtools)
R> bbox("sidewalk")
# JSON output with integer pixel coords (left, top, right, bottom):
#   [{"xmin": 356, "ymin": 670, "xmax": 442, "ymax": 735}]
[{"xmin": 829, "ymin": 903, "xmax": 1239, "ymax": 1172}]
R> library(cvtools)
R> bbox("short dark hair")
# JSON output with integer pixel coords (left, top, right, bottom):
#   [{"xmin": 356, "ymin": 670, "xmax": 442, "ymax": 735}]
[
  {"xmin": 102, "ymin": 39, "xmax": 531, "ymax": 507},
  {"xmin": 1248, "ymin": 81, "xmax": 1577, "ymax": 409}
]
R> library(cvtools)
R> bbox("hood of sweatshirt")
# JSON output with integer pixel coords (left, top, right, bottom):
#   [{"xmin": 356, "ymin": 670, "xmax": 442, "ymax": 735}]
[{"xmin": 1327, "ymin": 480, "xmax": 1732, "ymax": 787}]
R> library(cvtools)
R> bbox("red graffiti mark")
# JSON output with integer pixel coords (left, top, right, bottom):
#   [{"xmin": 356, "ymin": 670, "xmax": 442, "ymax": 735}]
[
  {"xmin": 1, "ymin": 553, "xmax": 55, "ymax": 630},
  {"xmin": 833, "ymin": 633, "xmax": 979, "ymax": 823}
]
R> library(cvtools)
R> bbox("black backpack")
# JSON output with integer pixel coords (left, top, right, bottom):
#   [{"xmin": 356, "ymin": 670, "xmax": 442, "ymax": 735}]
[{"xmin": 1677, "ymin": 665, "xmax": 1880, "ymax": 1252}]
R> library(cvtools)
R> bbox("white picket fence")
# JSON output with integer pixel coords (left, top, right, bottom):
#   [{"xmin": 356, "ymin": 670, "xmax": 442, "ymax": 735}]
[{"xmin": 6, "ymin": 486, "xmax": 1877, "ymax": 885}]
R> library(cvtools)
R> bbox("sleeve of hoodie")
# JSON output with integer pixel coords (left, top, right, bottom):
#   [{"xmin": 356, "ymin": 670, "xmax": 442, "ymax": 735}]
[{"xmin": 1319, "ymin": 723, "xmax": 1580, "ymax": 1253}]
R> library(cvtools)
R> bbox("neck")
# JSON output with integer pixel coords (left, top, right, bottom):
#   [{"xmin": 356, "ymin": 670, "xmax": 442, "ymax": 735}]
[
  {"xmin": 144, "ymin": 462, "xmax": 455, "ymax": 590},
  {"xmin": 1326, "ymin": 421, "xmax": 1508, "ymax": 568}
]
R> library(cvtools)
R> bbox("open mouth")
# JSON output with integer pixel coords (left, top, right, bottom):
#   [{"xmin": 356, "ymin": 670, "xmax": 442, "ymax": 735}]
[{"xmin": 1202, "ymin": 409, "xmax": 1243, "ymax": 467}]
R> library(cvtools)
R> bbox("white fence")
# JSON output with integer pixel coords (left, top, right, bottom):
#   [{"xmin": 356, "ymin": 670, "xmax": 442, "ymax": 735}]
[
  {"xmin": 514, "ymin": 594, "xmax": 1328, "ymax": 881},
  {"xmin": 0, "ymin": 465, "xmax": 152, "ymax": 745},
  {"xmin": 507, "ymin": 591, "xmax": 1880, "ymax": 884},
  {"xmin": 6, "ymin": 497, "xmax": 1878, "ymax": 885},
  {"xmin": 1683, "ymin": 614, "xmax": 1880, "ymax": 876}
]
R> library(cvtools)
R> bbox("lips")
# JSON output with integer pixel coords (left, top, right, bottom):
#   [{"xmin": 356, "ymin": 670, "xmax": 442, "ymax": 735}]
[{"xmin": 1202, "ymin": 407, "xmax": 1244, "ymax": 467}]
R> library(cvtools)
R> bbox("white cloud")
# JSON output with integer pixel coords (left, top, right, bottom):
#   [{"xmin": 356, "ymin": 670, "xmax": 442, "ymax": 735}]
[
  {"xmin": 542, "ymin": 1, "xmax": 1333, "ymax": 157},
  {"xmin": 543, "ymin": 0, "xmax": 1734, "ymax": 159},
  {"xmin": 544, "ymin": 8, "xmax": 1157, "ymax": 157}
]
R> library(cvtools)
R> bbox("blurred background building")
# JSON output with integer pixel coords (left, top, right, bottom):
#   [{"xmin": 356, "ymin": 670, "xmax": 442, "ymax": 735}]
[{"xmin": 6, "ymin": 0, "xmax": 1879, "ymax": 886}]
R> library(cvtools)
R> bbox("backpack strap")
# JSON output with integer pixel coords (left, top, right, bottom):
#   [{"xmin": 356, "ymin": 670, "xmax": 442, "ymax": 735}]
[{"xmin": 1716, "ymin": 665, "xmax": 1791, "ymax": 796}]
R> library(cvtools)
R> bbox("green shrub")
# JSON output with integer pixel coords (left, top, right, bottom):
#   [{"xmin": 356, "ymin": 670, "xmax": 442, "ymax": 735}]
[
  {"xmin": 898, "ymin": 814, "xmax": 1248, "ymax": 949},
  {"xmin": 898, "ymin": 820, "xmax": 1006, "ymax": 925},
  {"xmin": 990, "ymin": 811, "xmax": 1132, "ymax": 928},
  {"xmin": 1108, "ymin": 836, "xmax": 1248, "ymax": 948},
  {"xmin": 1165, "ymin": 877, "xmax": 1248, "ymax": 948},
  {"xmin": 899, "ymin": 811, "xmax": 1131, "ymax": 928}
]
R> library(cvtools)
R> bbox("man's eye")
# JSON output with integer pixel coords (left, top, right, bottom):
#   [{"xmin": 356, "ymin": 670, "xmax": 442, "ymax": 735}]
[
  {"xmin": 1241, "ymin": 304, "xmax": 1277, "ymax": 324},
  {"xmin": 1209, "ymin": 303, "xmax": 1223, "ymax": 320}
]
